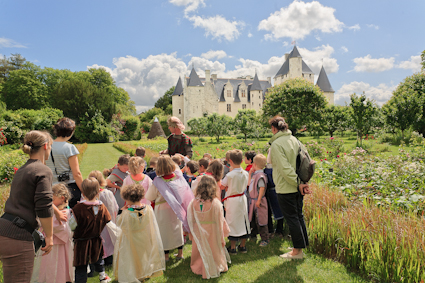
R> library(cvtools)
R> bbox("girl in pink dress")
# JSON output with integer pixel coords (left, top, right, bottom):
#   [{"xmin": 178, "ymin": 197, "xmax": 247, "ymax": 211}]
[
  {"xmin": 123, "ymin": 156, "xmax": 153, "ymax": 206},
  {"xmin": 188, "ymin": 175, "xmax": 231, "ymax": 279},
  {"xmin": 31, "ymin": 183, "xmax": 74, "ymax": 283}
]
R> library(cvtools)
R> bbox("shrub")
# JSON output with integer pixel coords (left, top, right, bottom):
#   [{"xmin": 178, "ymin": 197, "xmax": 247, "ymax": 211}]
[
  {"xmin": 122, "ymin": 116, "xmax": 141, "ymax": 140},
  {"xmin": 0, "ymin": 150, "xmax": 27, "ymax": 183},
  {"xmin": 74, "ymin": 110, "xmax": 117, "ymax": 143}
]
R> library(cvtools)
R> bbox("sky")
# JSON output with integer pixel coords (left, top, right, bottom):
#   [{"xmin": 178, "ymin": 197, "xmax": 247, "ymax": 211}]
[{"xmin": 1, "ymin": 0, "xmax": 424, "ymax": 113}]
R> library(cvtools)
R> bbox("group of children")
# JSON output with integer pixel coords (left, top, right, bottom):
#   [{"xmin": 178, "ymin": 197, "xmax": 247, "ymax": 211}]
[{"xmin": 31, "ymin": 146, "xmax": 285, "ymax": 283}]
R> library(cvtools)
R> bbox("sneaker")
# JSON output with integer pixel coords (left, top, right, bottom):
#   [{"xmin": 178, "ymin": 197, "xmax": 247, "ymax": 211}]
[
  {"xmin": 238, "ymin": 245, "xmax": 247, "ymax": 253},
  {"xmin": 259, "ymin": 240, "xmax": 269, "ymax": 247},
  {"xmin": 227, "ymin": 246, "xmax": 237, "ymax": 255},
  {"xmin": 100, "ymin": 274, "xmax": 112, "ymax": 283}
]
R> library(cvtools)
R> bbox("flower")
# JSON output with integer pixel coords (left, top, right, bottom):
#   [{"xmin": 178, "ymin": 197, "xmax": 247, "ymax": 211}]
[
  {"xmin": 330, "ymin": 137, "xmax": 334, "ymax": 140},
  {"xmin": 337, "ymin": 155, "xmax": 340, "ymax": 158},
  {"xmin": 320, "ymin": 159, "xmax": 323, "ymax": 162},
  {"xmin": 325, "ymin": 159, "xmax": 327, "ymax": 161},
  {"xmin": 14, "ymin": 167, "xmax": 19, "ymax": 174}
]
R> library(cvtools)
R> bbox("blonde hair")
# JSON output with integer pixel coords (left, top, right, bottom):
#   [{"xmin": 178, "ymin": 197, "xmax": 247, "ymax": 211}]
[
  {"xmin": 88, "ymin": 170, "xmax": 107, "ymax": 187},
  {"xmin": 121, "ymin": 183, "xmax": 145, "ymax": 203},
  {"xmin": 22, "ymin": 130, "xmax": 51, "ymax": 155},
  {"xmin": 203, "ymin": 153, "xmax": 212, "ymax": 160},
  {"xmin": 52, "ymin": 183, "xmax": 71, "ymax": 203},
  {"xmin": 228, "ymin": 149, "xmax": 243, "ymax": 165},
  {"xmin": 149, "ymin": 156, "xmax": 158, "ymax": 167},
  {"xmin": 196, "ymin": 175, "xmax": 217, "ymax": 202},
  {"xmin": 129, "ymin": 156, "xmax": 145, "ymax": 175},
  {"xmin": 253, "ymin": 154, "xmax": 267, "ymax": 169},
  {"xmin": 156, "ymin": 155, "xmax": 177, "ymax": 176},
  {"xmin": 206, "ymin": 159, "xmax": 223, "ymax": 182},
  {"xmin": 81, "ymin": 177, "xmax": 100, "ymax": 200},
  {"xmin": 167, "ymin": 116, "xmax": 185, "ymax": 131}
]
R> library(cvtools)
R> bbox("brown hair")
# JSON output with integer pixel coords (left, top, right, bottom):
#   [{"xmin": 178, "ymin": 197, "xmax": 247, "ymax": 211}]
[
  {"xmin": 129, "ymin": 156, "xmax": 145, "ymax": 175},
  {"xmin": 22, "ymin": 130, "xmax": 51, "ymax": 155},
  {"xmin": 118, "ymin": 154, "xmax": 130, "ymax": 165},
  {"xmin": 88, "ymin": 170, "xmax": 107, "ymax": 187},
  {"xmin": 196, "ymin": 175, "xmax": 217, "ymax": 202},
  {"xmin": 121, "ymin": 183, "xmax": 145, "ymax": 203},
  {"xmin": 186, "ymin": 160, "xmax": 199, "ymax": 174},
  {"xmin": 149, "ymin": 156, "xmax": 158, "ymax": 167},
  {"xmin": 268, "ymin": 115, "xmax": 288, "ymax": 132},
  {"xmin": 206, "ymin": 159, "xmax": 223, "ymax": 182},
  {"xmin": 198, "ymin": 158, "xmax": 209, "ymax": 170},
  {"xmin": 228, "ymin": 149, "xmax": 243, "ymax": 165},
  {"xmin": 253, "ymin": 154, "xmax": 267, "ymax": 170},
  {"xmin": 171, "ymin": 155, "xmax": 182, "ymax": 166},
  {"xmin": 156, "ymin": 155, "xmax": 177, "ymax": 176},
  {"xmin": 81, "ymin": 177, "xmax": 100, "ymax": 200},
  {"xmin": 52, "ymin": 183, "xmax": 72, "ymax": 203},
  {"xmin": 135, "ymin": 147, "xmax": 145, "ymax": 157},
  {"xmin": 203, "ymin": 153, "xmax": 212, "ymax": 160},
  {"xmin": 244, "ymin": 150, "xmax": 256, "ymax": 163},
  {"xmin": 54, "ymin": 117, "xmax": 76, "ymax": 137}
]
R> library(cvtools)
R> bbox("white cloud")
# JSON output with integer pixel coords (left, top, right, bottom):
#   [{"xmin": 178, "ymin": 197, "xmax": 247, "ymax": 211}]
[
  {"xmin": 282, "ymin": 41, "xmax": 289, "ymax": 47},
  {"xmin": 186, "ymin": 15, "xmax": 244, "ymax": 41},
  {"xmin": 248, "ymin": 32, "xmax": 253, "ymax": 38},
  {"xmin": 341, "ymin": 46, "xmax": 348, "ymax": 53},
  {"xmin": 397, "ymin": 55, "xmax": 422, "ymax": 72},
  {"xmin": 315, "ymin": 35, "xmax": 321, "ymax": 41},
  {"xmin": 335, "ymin": 81, "xmax": 395, "ymax": 106},
  {"xmin": 0, "ymin": 37, "xmax": 26, "ymax": 48},
  {"xmin": 200, "ymin": 50, "xmax": 227, "ymax": 60},
  {"xmin": 353, "ymin": 55, "xmax": 395, "ymax": 72},
  {"xmin": 88, "ymin": 53, "xmax": 187, "ymax": 110},
  {"xmin": 367, "ymin": 24, "xmax": 379, "ymax": 30},
  {"xmin": 169, "ymin": 0, "xmax": 206, "ymax": 14},
  {"xmin": 258, "ymin": 0, "xmax": 344, "ymax": 40},
  {"xmin": 348, "ymin": 24, "xmax": 360, "ymax": 31},
  {"xmin": 298, "ymin": 45, "xmax": 339, "ymax": 74},
  {"xmin": 187, "ymin": 56, "xmax": 226, "ymax": 77}
]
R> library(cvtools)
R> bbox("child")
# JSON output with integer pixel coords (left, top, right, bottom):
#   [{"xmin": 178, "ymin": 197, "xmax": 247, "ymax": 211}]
[
  {"xmin": 122, "ymin": 156, "xmax": 153, "ymax": 206},
  {"xmin": 146, "ymin": 156, "xmax": 158, "ymax": 180},
  {"xmin": 172, "ymin": 155, "xmax": 185, "ymax": 170},
  {"xmin": 184, "ymin": 160, "xmax": 199, "ymax": 187},
  {"xmin": 88, "ymin": 170, "xmax": 119, "ymax": 266},
  {"xmin": 191, "ymin": 158, "xmax": 209, "ymax": 193},
  {"xmin": 105, "ymin": 154, "xmax": 130, "ymax": 208},
  {"xmin": 135, "ymin": 146, "xmax": 148, "ymax": 171},
  {"xmin": 220, "ymin": 150, "xmax": 250, "ymax": 254},
  {"xmin": 31, "ymin": 184, "xmax": 74, "ymax": 283},
  {"xmin": 247, "ymin": 154, "xmax": 270, "ymax": 247},
  {"xmin": 244, "ymin": 151, "xmax": 256, "ymax": 172},
  {"xmin": 193, "ymin": 159, "xmax": 223, "ymax": 200},
  {"xmin": 113, "ymin": 183, "xmax": 165, "ymax": 282},
  {"xmin": 203, "ymin": 153, "xmax": 213, "ymax": 161},
  {"xmin": 72, "ymin": 178, "xmax": 112, "ymax": 283},
  {"xmin": 188, "ymin": 175, "xmax": 231, "ymax": 279},
  {"xmin": 145, "ymin": 156, "xmax": 194, "ymax": 261}
]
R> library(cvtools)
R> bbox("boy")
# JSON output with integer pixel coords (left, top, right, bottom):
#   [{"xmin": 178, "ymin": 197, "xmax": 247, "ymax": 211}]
[
  {"xmin": 248, "ymin": 154, "xmax": 269, "ymax": 247},
  {"xmin": 72, "ymin": 178, "xmax": 112, "ymax": 283},
  {"xmin": 146, "ymin": 156, "xmax": 158, "ymax": 180},
  {"xmin": 244, "ymin": 151, "xmax": 256, "ymax": 172},
  {"xmin": 106, "ymin": 154, "xmax": 130, "ymax": 208},
  {"xmin": 203, "ymin": 153, "xmax": 213, "ymax": 161},
  {"xmin": 221, "ymin": 149, "xmax": 250, "ymax": 254},
  {"xmin": 135, "ymin": 146, "xmax": 148, "ymax": 170},
  {"xmin": 184, "ymin": 160, "xmax": 199, "ymax": 187},
  {"xmin": 191, "ymin": 158, "xmax": 209, "ymax": 192}
]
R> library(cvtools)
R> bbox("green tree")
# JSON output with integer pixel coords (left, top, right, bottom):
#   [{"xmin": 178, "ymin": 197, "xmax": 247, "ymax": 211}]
[
  {"xmin": 262, "ymin": 78, "xmax": 327, "ymax": 134},
  {"xmin": 421, "ymin": 50, "xmax": 425, "ymax": 71},
  {"xmin": 205, "ymin": 113, "xmax": 232, "ymax": 142},
  {"xmin": 322, "ymin": 105, "xmax": 349, "ymax": 137},
  {"xmin": 349, "ymin": 93, "xmax": 378, "ymax": 146},
  {"xmin": 233, "ymin": 109, "xmax": 264, "ymax": 142},
  {"xmin": 155, "ymin": 86, "xmax": 174, "ymax": 115},
  {"xmin": 139, "ymin": 107, "xmax": 165, "ymax": 122},
  {"xmin": 0, "ymin": 53, "xmax": 27, "ymax": 83},
  {"xmin": 188, "ymin": 117, "xmax": 207, "ymax": 137}
]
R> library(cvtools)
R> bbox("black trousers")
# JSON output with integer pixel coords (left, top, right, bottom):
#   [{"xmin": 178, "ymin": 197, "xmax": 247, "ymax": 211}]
[
  {"xmin": 75, "ymin": 256, "xmax": 104, "ymax": 283},
  {"xmin": 277, "ymin": 192, "xmax": 309, "ymax": 249}
]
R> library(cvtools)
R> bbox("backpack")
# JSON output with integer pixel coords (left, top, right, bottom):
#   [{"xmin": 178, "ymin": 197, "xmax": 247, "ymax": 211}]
[{"xmin": 296, "ymin": 139, "xmax": 315, "ymax": 183}]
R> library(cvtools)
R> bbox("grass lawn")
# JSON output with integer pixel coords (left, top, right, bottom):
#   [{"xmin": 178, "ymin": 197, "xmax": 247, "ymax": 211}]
[{"xmin": 79, "ymin": 143, "xmax": 125, "ymax": 178}]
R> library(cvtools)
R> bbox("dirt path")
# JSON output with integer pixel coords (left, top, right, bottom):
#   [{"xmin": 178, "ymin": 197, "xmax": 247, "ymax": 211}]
[{"xmin": 79, "ymin": 143, "xmax": 124, "ymax": 178}]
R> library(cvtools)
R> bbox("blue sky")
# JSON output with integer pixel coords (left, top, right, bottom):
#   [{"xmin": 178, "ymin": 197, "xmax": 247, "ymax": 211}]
[{"xmin": 1, "ymin": 0, "xmax": 424, "ymax": 113}]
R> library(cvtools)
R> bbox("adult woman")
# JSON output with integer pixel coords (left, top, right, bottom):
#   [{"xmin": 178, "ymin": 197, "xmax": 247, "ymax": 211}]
[
  {"xmin": 160, "ymin": 116, "xmax": 193, "ymax": 158},
  {"xmin": 268, "ymin": 116, "xmax": 310, "ymax": 259},
  {"xmin": 0, "ymin": 131, "xmax": 54, "ymax": 282},
  {"xmin": 45, "ymin": 117, "xmax": 83, "ymax": 208}
]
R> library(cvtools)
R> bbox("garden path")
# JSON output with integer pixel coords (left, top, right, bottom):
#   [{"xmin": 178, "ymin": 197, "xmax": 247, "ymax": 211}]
[{"xmin": 79, "ymin": 143, "xmax": 123, "ymax": 178}]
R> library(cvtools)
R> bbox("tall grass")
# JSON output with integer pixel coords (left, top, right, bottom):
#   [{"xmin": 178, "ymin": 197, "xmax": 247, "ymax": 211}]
[
  {"xmin": 113, "ymin": 142, "xmax": 160, "ymax": 164},
  {"xmin": 304, "ymin": 184, "xmax": 425, "ymax": 282},
  {"xmin": 75, "ymin": 143, "xmax": 88, "ymax": 164}
]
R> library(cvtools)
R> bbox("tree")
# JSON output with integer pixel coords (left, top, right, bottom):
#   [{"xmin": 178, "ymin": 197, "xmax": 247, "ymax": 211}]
[
  {"xmin": 322, "ymin": 105, "xmax": 349, "ymax": 137},
  {"xmin": 421, "ymin": 50, "xmax": 425, "ymax": 71},
  {"xmin": 0, "ymin": 53, "xmax": 27, "ymax": 84},
  {"xmin": 155, "ymin": 86, "xmax": 174, "ymax": 114},
  {"xmin": 262, "ymin": 78, "xmax": 327, "ymax": 134},
  {"xmin": 233, "ymin": 109, "xmax": 265, "ymax": 142},
  {"xmin": 349, "ymin": 93, "xmax": 378, "ymax": 146},
  {"xmin": 187, "ymin": 117, "xmax": 207, "ymax": 137},
  {"xmin": 205, "ymin": 113, "xmax": 232, "ymax": 142}
]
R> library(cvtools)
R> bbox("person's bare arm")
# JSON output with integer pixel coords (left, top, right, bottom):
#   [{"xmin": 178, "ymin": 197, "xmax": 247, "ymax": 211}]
[
  {"xmin": 68, "ymin": 155, "xmax": 83, "ymax": 189},
  {"xmin": 106, "ymin": 178, "xmax": 120, "ymax": 190},
  {"xmin": 53, "ymin": 204, "xmax": 67, "ymax": 224},
  {"xmin": 256, "ymin": 187, "xmax": 266, "ymax": 208},
  {"xmin": 39, "ymin": 217, "xmax": 53, "ymax": 255}
]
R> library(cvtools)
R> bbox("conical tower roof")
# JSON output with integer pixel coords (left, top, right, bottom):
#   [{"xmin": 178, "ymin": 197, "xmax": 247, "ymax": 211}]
[
  {"xmin": 316, "ymin": 66, "xmax": 334, "ymax": 92},
  {"xmin": 172, "ymin": 76, "xmax": 184, "ymax": 96},
  {"xmin": 148, "ymin": 118, "xmax": 166, "ymax": 139},
  {"xmin": 251, "ymin": 73, "xmax": 262, "ymax": 91},
  {"xmin": 187, "ymin": 67, "xmax": 203, "ymax": 87},
  {"xmin": 288, "ymin": 45, "xmax": 302, "ymax": 58}
]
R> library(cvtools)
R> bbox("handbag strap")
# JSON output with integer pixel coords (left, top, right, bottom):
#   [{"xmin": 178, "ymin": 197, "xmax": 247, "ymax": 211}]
[{"xmin": 50, "ymin": 150, "xmax": 59, "ymax": 175}]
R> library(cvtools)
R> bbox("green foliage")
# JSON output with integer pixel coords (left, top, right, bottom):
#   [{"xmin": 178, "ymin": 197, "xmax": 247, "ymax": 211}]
[
  {"xmin": 187, "ymin": 117, "xmax": 207, "ymax": 137},
  {"xmin": 121, "ymin": 116, "xmax": 141, "ymax": 141},
  {"xmin": 421, "ymin": 49, "xmax": 425, "ymax": 71},
  {"xmin": 0, "ymin": 53, "xmax": 27, "ymax": 84},
  {"xmin": 322, "ymin": 105, "xmax": 350, "ymax": 137},
  {"xmin": 139, "ymin": 107, "xmax": 164, "ymax": 122},
  {"xmin": 349, "ymin": 93, "xmax": 379, "ymax": 146},
  {"xmin": 154, "ymin": 86, "xmax": 174, "ymax": 114},
  {"xmin": 262, "ymin": 78, "xmax": 327, "ymax": 133},
  {"xmin": 205, "ymin": 113, "xmax": 233, "ymax": 142},
  {"xmin": 74, "ymin": 109, "xmax": 117, "ymax": 143},
  {"xmin": 233, "ymin": 109, "xmax": 266, "ymax": 142},
  {"xmin": 0, "ymin": 149, "xmax": 27, "ymax": 183}
]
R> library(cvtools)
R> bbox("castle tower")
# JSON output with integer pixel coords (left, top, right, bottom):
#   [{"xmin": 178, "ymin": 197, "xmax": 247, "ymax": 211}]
[
  {"xmin": 274, "ymin": 45, "xmax": 314, "ymax": 85},
  {"xmin": 250, "ymin": 72, "xmax": 263, "ymax": 111},
  {"xmin": 172, "ymin": 76, "xmax": 184, "ymax": 121},
  {"xmin": 316, "ymin": 66, "xmax": 335, "ymax": 105}
]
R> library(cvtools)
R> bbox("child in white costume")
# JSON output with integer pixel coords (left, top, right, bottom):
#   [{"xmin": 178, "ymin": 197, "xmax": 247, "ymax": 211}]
[
  {"xmin": 114, "ymin": 183, "xmax": 165, "ymax": 282},
  {"xmin": 31, "ymin": 184, "xmax": 74, "ymax": 283},
  {"xmin": 188, "ymin": 175, "xmax": 231, "ymax": 279},
  {"xmin": 122, "ymin": 156, "xmax": 153, "ymax": 206}
]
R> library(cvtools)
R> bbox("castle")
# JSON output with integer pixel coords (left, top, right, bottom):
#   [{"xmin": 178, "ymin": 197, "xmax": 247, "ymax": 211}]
[{"xmin": 172, "ymin": 46, "xmax": 334, "ymax": 127}]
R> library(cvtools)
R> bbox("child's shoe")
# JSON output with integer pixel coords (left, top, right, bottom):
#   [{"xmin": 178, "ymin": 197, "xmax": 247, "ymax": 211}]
[
  {"xmin": 259, "ymin": 240, "xmax": 269, "ymax": 247},
  {"xmin": 100, "ymin": 274, "xmax": 112, "ymax": 283},
  {"xmin": 237, "ymin": 245, "xmax": 247, "ymax": 253},
  {"xmin": 227, "ymin": 246, "xmax": 237, "ymax": 255}
]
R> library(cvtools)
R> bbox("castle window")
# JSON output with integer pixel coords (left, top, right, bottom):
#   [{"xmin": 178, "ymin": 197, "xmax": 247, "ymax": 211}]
[
  {"xmin": 252, "ymin": 102, "xmax": 254, "ymax": 106},
  {"xmin": 242, "ymin": 104, "xmax": 246, "ymax": 109},
  {"xmin": 259, "ymin": 95, "xmax": 261, "ymax": 99},
  {"xmin": 227, "ymin": 104, "xmax": 231, "ymax": 112},
  {"xmin": 227, "ymin": 90, "xmax": 232, "ymax": 97},
  {"xmin": 259, "ymin": 103, "xmax": 261, "ymax": 107},
  {"xmin": 179, "ymin": 109, "xmax": 181, "ymax": 114},
  {"xmin": 241, "ymin": 90, "xmax": 246, "ymax": 97}
]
